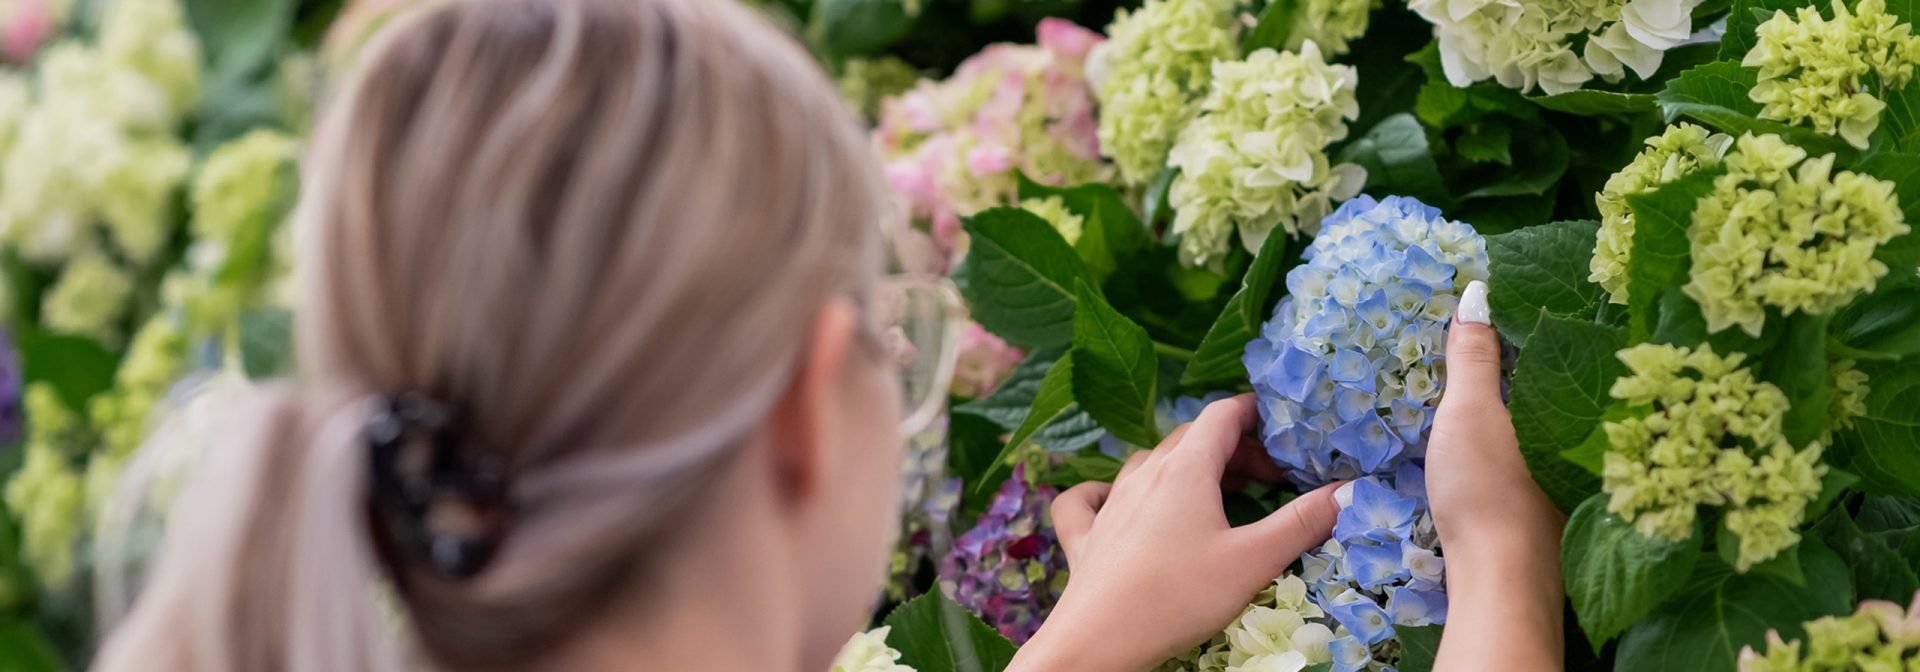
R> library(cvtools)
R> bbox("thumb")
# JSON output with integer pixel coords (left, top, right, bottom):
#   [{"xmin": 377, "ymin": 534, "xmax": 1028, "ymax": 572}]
[
  {"xmin": 1439, "ymin": 280, "xmax": 1503, "ymax": 411},
  {"xmin": 1229, "ymin": 482, "xmax": 1342, "ymax": 576}
]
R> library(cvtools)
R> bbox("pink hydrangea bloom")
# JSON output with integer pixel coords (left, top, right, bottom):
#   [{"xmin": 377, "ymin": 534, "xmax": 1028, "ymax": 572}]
[
  {"xmin": 874, "ymin": 18, "xmax": 1110, "ymax": 271},
  {"xmin": 949, "ymin": 322, "xmax": 1024, "ymax": 398},
  {"xmin": 2, "ymin": 0, "xmax": 54, "ymax": 65}
]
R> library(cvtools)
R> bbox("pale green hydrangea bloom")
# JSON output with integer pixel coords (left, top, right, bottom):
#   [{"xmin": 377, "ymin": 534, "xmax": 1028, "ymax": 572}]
[
  {"xmin": 1167, "ymin": 44, "xmax": 1365, "ymax": 270},
  {"xmin": 1160, "ymin": 575, "xmax": 1347, "ymax": 671},
  {"xmin": 0, "ymin": 72, "xmax": 29, "ymax": 159},
  {"xmin": 1601, "ymin": 343, "xmax": 1826, "ymax": 571},
  {"xmin": 41, "ymin": 248, "xmax": 136, "ymax": 345},
  {"xmin": 1284, "ymin": 0, "xmax": 1375, "ymax": 56},
  {"xmin": 0, "ymin": 103, "xmax": 120, "ymax": 265},
  {"xmin": 1744, "ymin": 0, "xmax": 1920, "ymax": 149},
  {"xmin": 1684, "ymin": 134, "xmax": 1909, "ymax": 337},
  {"xmin": 829, "ymin": 626, "xmax": 915, "ymax": 672},
  {"xmin": 1738, "ymin": 593, "xmax": 1920, "ymax": 671},
  {"xmin": 1090, "ymin": 0, "xmax": 1239, "ymax": 185},
  {"xmin": 89, "ymin": 316, "xmax": 189, "ymax": 461},
  {"xmin": 1828, "ymin": 359, "xmax": 1871, "ymax": 436},
  {"xmin": 1410, "ymin": 0, "xmax": 1704, "ymax": 94},
  {"xmin": 1019, "ymin": 195, "xmax": 1086, "ymax": 245},
  {"xmin": 5, "ymin": 385, "xmax": 90, "ymax": 590},
  {"xmin": 1590, "ymin": 123, "xmax": 1731, "ymax": 303},
  {"xmin": 100, "ymin": 137, "xmax": 192, "ymax": 266},
  {"xmin": 98, "ymin": 0, "xmax": 202, "ymax": 130}
]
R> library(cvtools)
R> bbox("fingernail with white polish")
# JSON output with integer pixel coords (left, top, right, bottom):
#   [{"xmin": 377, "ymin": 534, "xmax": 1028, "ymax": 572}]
[{"xmin": 1458, "ymin": 280, "xmax": 1491, "ymax": 325}]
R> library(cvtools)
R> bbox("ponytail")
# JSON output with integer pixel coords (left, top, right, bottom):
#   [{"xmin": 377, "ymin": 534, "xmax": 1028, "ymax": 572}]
[{"xmin": 93, "ymin": 388, "xmax": 404, "ymax": 672}]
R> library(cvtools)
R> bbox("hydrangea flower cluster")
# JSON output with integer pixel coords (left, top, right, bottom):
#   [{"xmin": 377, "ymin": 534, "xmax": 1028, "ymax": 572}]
[
  {"xmin": 87, "ymin": 316, "xmax": 189, "ymax": 468},
  {"xmin": 0, "ymin": 0, "xmax": 67, "ymax": 64},
  {"xmin": 950, "ymin": 321, "xmax": 1026, "ymax": 399},
  {"xmin": 889, "ymin": 417, "xmax": 960, "ymax": 602},
  {"xmin": 941, "ymin": 463, "xmax": 1068, "ymax": 644},
  {"xmin": 1282, "ymin": 0, "xmax": 1375, "ymax": 57},
  {"xmin": 166, "ymin": 129, "xmax": 304, "ymax": 337},
  {"xmin": 1744, "ymin": 0, "xmax": 1920, "ymax": 149},
  {"xmin": 1739, "ymin": 592, "xmax": 1920, "ymax": 671},
  {"xmin": 5, "ymin": 384, "xmax": 90, "ymax": 589},
  {"xmin": 874, "ymin": 19, "xmax": 1108, "ymax": 264},
  {"xmin": 0, "ymin": 329, "xmax": 20, "ymax": 446},
  {"xmin": 1089, "ymin": 0, "xmax": 1238, "ymax": 185},
  {"xmin": 1600, "ymin": 343, "xmax": 1826, "ymax": 570},
  {"xmin": 1683, "ymin": 133, "xmax": 1909, "ymax": 337},
  {"xmin": 1409, "ymin": 0, "xmax": 1704, "ymax": 94},
  {"xmin": 1827, "ymin": 359, "xmax": 1871, "ymax": 439},
  {"xmin": 1019, "ymin": 195, "xmax": 1086, "ymax": 246},
  {"xmin": 1160, "ymin": 575, "xmax": 1350, "ymax": 672},
  {"xmin": 1244, "ymin": 196, "xmax": 1488, "ymax": 487},
  {"xmin": 1168, "ymin": 44, "xmax": 1367, "ymax": 270},
  {"xmin": 0, "ymin": 0, "xmax": 200, "ymax": 344},
  {"xmin": 1298, "ymin": 473, "xmax": 1449, "ymax": 672},
  {"xmin": 831, "ymin": 627, "xmax": 916, "ymax": 672},
  {"xmin": 1590, "ymin": 123, "xmax": 1732, "ymax": 304}
]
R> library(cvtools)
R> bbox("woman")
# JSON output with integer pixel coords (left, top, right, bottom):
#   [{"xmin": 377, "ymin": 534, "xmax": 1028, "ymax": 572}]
[{"xmin": 93, "ymin": 0, "xmax": 1566, "ymax": 670}]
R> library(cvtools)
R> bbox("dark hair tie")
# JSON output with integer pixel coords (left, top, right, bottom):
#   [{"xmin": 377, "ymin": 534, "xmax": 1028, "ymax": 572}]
[{"xmin": 365, "ymin": 392, "xmax": 511, "ymax": 581}]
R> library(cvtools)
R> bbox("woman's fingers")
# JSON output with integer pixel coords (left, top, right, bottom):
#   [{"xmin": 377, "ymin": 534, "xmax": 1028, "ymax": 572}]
[
  {"xmin": 1118, "ymin": 447, "xmax": 1153, "ymax": 483},
  {"xmin": 1438, "ymin": 280, "xmax": 1502, "ymax": 411},
  {"xmin": 1230, "ymin": 482, "xmax": 1343, "ymax": 573},
  {"xmin": 1173, "ymin": 394, "xmax": 1261, "ymax": 478},
  {"xmin": 1052, "ymin": 480, "xmax": 1113, "ymax": 558}
]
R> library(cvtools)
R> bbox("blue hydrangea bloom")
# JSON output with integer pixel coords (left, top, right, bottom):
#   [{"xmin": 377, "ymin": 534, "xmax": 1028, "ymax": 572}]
[
  {"xmin": 941, "ymin": 463, "xmax": 1068, "ymax": 644},
  {"xmin": 1244, "ymin": 195, "xmax": 1487, "ymax": 486},
  {"xmin": 1301, "ymin": 457, "xmax": 1451, "ymax": 667}
]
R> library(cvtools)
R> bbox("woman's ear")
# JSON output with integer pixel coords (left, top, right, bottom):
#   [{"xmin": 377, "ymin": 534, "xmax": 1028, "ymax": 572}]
[{"xmin": 764, "ymin": 298, "xmax": 862, "ymax": 507}]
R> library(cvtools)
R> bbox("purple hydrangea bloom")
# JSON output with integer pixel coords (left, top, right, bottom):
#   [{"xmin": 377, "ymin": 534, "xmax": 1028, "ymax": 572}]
[
  {"xmin": 941, "ymin": 463, "xmax": 1067, "ymax": 644},
  {"xmin": 0, "ymin": 329, "xmax": 21, "ymax": 446},
  {"xmin": 1243, "ymin": 195, "xmax": 1487, "ymax": 487}
]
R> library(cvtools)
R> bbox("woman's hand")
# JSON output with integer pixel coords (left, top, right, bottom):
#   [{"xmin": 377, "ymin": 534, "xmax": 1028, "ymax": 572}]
[
  {"xmin": 1425, "ymin": 279, "xmax": 1566, "ymax": 670},
  {"xmin": 1009, "ymin": 394, "xmax": 1342, "ymax": 672}
]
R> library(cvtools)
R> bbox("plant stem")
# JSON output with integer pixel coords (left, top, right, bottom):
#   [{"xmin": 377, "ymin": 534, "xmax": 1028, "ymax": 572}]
[{"xmin": 1153, "ymin": 341, "xmax": 1195, "ymax": 361}]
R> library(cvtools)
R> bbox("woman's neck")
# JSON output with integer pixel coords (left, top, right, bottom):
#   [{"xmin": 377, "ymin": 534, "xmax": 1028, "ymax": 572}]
[{"xmin": 547, "ymin": 480, "xmax": 808, "ymax": 671}]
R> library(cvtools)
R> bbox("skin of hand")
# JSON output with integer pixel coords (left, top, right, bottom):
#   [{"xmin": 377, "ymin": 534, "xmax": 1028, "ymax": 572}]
[
  {"xmin": 1008, "ymin": 394, "xmax": 1343, "ymax": 672},
  {"xmin": 1426, "ymin": 280, "xmax": 1567, "ymax": 671}
]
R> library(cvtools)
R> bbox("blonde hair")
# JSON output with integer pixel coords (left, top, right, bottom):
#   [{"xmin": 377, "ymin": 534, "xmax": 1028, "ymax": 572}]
[{"xmin": 93, "ymin": 0, "xmax": 889, "ymax": 669}]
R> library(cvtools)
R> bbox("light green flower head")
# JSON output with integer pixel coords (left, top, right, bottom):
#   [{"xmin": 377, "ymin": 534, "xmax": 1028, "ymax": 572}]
[
  {"xmin": 1166, "ymin": 44, "xmax": 1365, "ymax": 270},
  {"xmin": 1744, "ymin": 0, "xmax": 1920, "ymax": 148},
  {"xmin": 41, "ymin": 247, "xmax": 136, "ymax": 346},
  {"xmin": 1600, "ymin": 343, "xmax": 1826, "ymax": 571},
  {"xmin": 1738, "ymin": 593, "xmax": 1920, "ymax": 671},
  {"xmin": 99, "ymin": 0, "xmax": 202, "ymax": 130},
  {"xmin": 100, "ymin": 136, "xmax": 193, "ymax": 267},
  {"xmin": 90, "ymin": 316, "xmax": 189, "ymax": 459},
  {"xmin": 1591, "ymin": 123, "xmax": 1732, "ymax": 304},
  {"xmin": 1092, "ymin": 0, "xmax": 1239, "ymax": 185},
  {"xmin": 1161, "ymin": 575, "xmax": 1348, "ymax": 672},
  {"xmin": 1019, "ymin": 195, "xmax": 1086, "ymax": 245},
  {"xmin": 1683, "ymin": 133, "xmax": 1910, "ymax": 337},
  {"xmin": 1284, "ymin": 0, "xmax": 1376, "ymax": 57},
  {"xmin": 4, "ymin": 384, "xmax": 91, "ymax": 590}
]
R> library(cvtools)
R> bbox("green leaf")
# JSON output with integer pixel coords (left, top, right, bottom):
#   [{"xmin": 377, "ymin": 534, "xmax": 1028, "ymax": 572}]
[
  {"xmin": 1038, "ymin": 451, "xmax": 1126, "ymax": 486},
  {"xmin": 1241, "ymin": 0, "xmax": 1297, "ymax": 54},
  {"xmin": 952, "ymin": 347, "xmax": 1105, "ymax": 454},
  {"xmin": 1756, "ymin": 314, "xmax": 1831, "ymax": 449},
  {"xmin": 1395, "ymin": 624, "xmax": 1444, "ymax": 672},
  {"xmin": 1454, "ymin": 123, "xmax": 1513, "ymax": 165},
  {"xmin": 1017, "ymin": 177, "xmax": 1151, "ymax": 282},
  {"xmin": 1509, "ymin": 314, "xmax": 1627, "ymax": 512},
  {"xmin": 1338, "ymin": 113, "xmax": 1451, "ymax": 207},
  {"xmin": 1857, "ymin": 496, "xmax": 1920, "ymax": 532},
  {"xmin": 1181, "ymin": 225, "xmax": 1290, "ymax": 386},
  {"xmin": 238, "ymin": 307, "xmax": 294, "ymax": 379},
  {"xmin": 1623, "ymin": 166, "xmax": 1725, "ymax": 341},
  {"xmin": 1648, "ymin": 285, "xmax": 1781, "ymax": 354},
  {"xmin": 1142, "ymin": 167, "xmax": 1178, "ymax": 230},
  {"xmin": 1528, "ymin": 90, "xmax": 1659, "ymax": 116},
  {"xmin": 972, "ymin": 352, "xmax": 1076, "ymax": 497},
  {"xmin": 1807, "ymin": 468, "xmax": 1861, "ymax": 520},
  {"xmin": 1814, "ymin": 509, "xmax": 1920, "ymax": 603},
  {"xmin": 1070, "ymin": 280, "xmax": 1160, "ymax": 448},
  {"xmin": 951, "ymin": 208, "xmax": 1096, "ymax": 348},
  {"xmin": 1655, "ymin": 61, "xmax": 1856, "ymax": 157},
  {"xmin": 1460, "ymin": 128, "xmax": 1570, "ymax": 200},
  {"xmin": 1613, "ymin": 539, "xmax": 1854, "ymax": 672},
  {"xmin": 1485, "ymin": 220, "xmax": 1607, "ymax": 347},
  {"xmin": 948, "ymin": 411, "xmax": 1011, "ymax": 490},
  {"xmin": 1829, "ymin": 285, "xmax": 1920, "ymax": 360},
  {"xmin": 184, "ymin": 0, "xmax": 294, "ymax": 85},
  {"xmin": 883, "ymin": 587, "xmax": 1019, "ymax": 672},
  {"xmin": 1880, "ymin": 81, "xmax": 1920, "ymax": 152},
  {"xmin": 0, "ymin": 620, "xmax": 63, "ymax": 672},
  {"xmin": 811, "ymin": 0, "xmax": 917, "ymax": 56},
  {"xmin": 1837, "ymin": 359, "xmax": 1920, "ymax": 495},
  {"xmin": 17, "ymin": 330, "xmax": 119, "ymax": 414},
  {"xmin": 1563, "ymin": 494, "xmax": 1705, "ymax": 651}
]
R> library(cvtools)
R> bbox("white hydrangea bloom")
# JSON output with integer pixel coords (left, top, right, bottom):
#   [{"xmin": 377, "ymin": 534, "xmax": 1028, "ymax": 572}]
[
  {"xmin": 829, "ymin": 627, "xmax": 915, "ymax": 672},
  {"xmin": 1410, "ymin": 0, "xmax": 1705, "ymax": 94}
]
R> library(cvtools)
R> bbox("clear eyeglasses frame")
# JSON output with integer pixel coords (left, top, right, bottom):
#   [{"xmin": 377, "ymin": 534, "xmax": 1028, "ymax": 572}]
[{"xmin": 868, "ymin": 274, "xmax": 965, "ymax": 439}]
